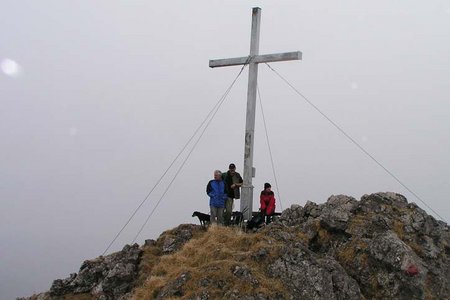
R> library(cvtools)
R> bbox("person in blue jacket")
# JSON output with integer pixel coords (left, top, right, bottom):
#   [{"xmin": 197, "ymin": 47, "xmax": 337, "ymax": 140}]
[{"xmin": 206, "ymin": 170, "xmax": 228, "ymax": 225}]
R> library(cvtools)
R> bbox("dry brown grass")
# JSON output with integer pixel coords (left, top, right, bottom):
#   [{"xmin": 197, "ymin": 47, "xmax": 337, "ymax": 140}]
[
  {"xmin": 285, "ymin": 227, "xmax": 310, "ymax": 244},
  {"xmin": 408, "ymin": 240, "xmax": 424, "ymax": 257},
  {"xmin": 135, "ymin": 243, "xmax": 164, "ymax": 287},
  {"xmin": 347, "ymin": 213, "xmax": 373, "ymax": 235},
  {"xmin": 368, "ymin": 273, "xmax": 378, "ymax": 291},
  {"xmin": 391, "ymin": 220, "xmax": 425, "ymax": 257},
  {"xmin": 424, "ymin": 273, "xmax": 439, "ymax": 300},
  {"xmin": 135, "ymin": 225, "xmax": 207, "ymax": 288},
  {"xmin": 337, "ymin": 245, "xmax": 357, "ymax": 266},
  {"xmin": 393, "ymin": 220, "xmax": 405, "ymax": 240},
  {"xmin": 337, "ymin": 239, "xmax": 369, "ymax": 267},
  {"xmin": 318, "ymin": 227, "xmax": 331, "ymax": 243},
  {"xmin": 131, "ymin": 225, "xmax": 287, "ymax": 299}
]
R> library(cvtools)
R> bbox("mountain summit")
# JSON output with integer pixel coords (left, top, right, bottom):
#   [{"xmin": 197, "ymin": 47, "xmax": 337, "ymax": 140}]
[{"xmin": 21, "ymin": 192, "xmax": 449, "ymax": 300}]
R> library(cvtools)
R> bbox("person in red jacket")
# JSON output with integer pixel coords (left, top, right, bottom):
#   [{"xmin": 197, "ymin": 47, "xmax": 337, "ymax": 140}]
[{"xmin": 260, "ymin": 183, "xmax": 276, "ymax": 224}]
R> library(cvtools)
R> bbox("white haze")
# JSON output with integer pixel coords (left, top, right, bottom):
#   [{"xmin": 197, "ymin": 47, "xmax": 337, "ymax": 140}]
[{"xmin": 1, "ymin": 1, "xmax": 449, "ymax": 298}]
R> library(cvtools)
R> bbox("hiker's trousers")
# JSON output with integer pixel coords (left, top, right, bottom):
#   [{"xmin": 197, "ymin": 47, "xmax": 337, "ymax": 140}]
[{"xmin": 210, "ymin": 206, "xmax": 224, "ymax": 225}]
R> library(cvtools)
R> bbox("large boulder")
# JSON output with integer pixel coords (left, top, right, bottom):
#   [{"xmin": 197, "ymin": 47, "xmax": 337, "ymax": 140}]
[
  {"xmin": 268, "ymin": 242, "xmax": 362, "ymax": 300},
  {"xmin": 49, "ymin": 243, "xmax": 142, "ymax": 300},
  {"xmin": 276, "ymin": 192, "xmax": 450, "ymax": 299},
  {"xmin": 159, "ymin": 224, "xmax": 200, "ymax": 254}
]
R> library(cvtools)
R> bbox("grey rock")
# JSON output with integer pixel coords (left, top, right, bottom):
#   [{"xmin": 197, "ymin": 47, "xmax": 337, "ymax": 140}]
[
  {"xmin": 144, "ymin": 239, "xmax": 156, "ymax": 246},
  {"xmin": 231, "ymin": 265, "xmax": 259, "ymax": 286},
  {"xmin": 319, "ymin": 195, "xmax": 357, "ymax": 231},
  {"xmin": 290, "ymin": 204, "xmax": 301, "ymax": 210},
  {"xmin": 50, "ymin": 243, "xmax": 142, "ymax": 300},
  {"xmin": 161, "ymin": 224, "xmax": 196, "ymax": 254},
  {"xmin": 268, "ymin": 243, "xmax": 361, "ymax": 300},
  {"xmin": 17, "ymin": 293, "xmax": 51, "ymax": 300},
  {"xmin": 156, "ymin": 272, "xmax": 191, "ymax": 299},
  {"xmin": 304, "ymin": 201, "xmax": 322, "ymax": 218},
  {"xmin": 198, "ymin": 277, "xmax": 210, "ymax": 287},
  {"xmin": 320, "ymin": 258, "xmax": 361, "ymax": 300},
  {"xmin": 49, "ymin": 273, "xmax": 77, "ymax": 295},
  {"xmin": 368, "ymin": 230, "xmax": 427, "ymax": 275},
  {"xmin": 251, "ymin": 247, "xmax": 268, "ymax": 261},
  {"xmin": 192, "ymin": 290, "xmax": 209, "ymax": 300},
  {"xmin": 162, "ymin": 237, "xmax": 177, "ymax": 254},
  {"xmin": 360, "ymin": 192, "xmax": 408, "ymax": 214}
]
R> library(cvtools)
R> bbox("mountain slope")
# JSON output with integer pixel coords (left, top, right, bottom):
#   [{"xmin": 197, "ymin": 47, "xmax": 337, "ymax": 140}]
[{"xmin": 21, "ymin": 192, "xmax": 450, "ymax": 300}]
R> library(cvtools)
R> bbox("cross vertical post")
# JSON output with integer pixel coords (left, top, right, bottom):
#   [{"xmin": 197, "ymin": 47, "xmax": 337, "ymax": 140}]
[
  {"xmin": 209, "ymin": 7, "xmax": 301, "ymax": 220},
  {"xmin": 240, "ymin": 7, "xmax": 261, "ymax": 220}
]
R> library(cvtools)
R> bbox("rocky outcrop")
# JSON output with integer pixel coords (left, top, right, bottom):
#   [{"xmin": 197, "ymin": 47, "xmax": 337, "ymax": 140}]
[
  {"xmin": 21, "ymin": 224, "xmax": 202, "ymax": 300},
  {"xmin": 49, "ymin": 243, "xmax": 142, "ymax": 300},
  {"xmin": 155, "ymin": 272, "xmax": 192, "ymax": 299},
  {"xmin": 277, "ymin": 192, "xmax": 450, "ymax": 299},
  {"xmin": 268, "ymin": 242, "xmax": 362, "ymax": 300},
  {"xmin": 160, "ymin": 224, "xmax": 197, "ymax": 254},
  {"xmin": 20, "ymin": 193, "xmax": 449, "ymax": 300}
]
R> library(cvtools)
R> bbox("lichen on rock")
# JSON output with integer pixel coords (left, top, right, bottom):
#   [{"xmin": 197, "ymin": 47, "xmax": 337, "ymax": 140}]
[{"xmin": 19, "ymin": 193, "xmax": 450, "ymax": 300}]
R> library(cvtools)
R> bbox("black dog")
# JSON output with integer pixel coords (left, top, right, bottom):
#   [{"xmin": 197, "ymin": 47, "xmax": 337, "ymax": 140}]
[
  {"xmin": 231, "ymin": 211, "xmax": 244, "ymax": 227},
  {"xmin": 246, "ymin": 212, "xmax": 265, "ymax": 230},
  {"xmin": 192, "ymin": 211, "xmax": 210, "ymax": 226}
]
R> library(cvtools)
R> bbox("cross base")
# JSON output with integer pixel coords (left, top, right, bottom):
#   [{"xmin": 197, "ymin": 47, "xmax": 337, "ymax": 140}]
[{"xmin": 240, "ymin": 185, "xmax": 254, "ymax": 220}]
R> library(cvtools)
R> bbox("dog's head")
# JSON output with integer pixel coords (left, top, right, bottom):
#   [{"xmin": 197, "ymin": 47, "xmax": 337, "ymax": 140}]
[{"xmin": 192, "ymin": 211, "xmax": 200, "ymax": 217}]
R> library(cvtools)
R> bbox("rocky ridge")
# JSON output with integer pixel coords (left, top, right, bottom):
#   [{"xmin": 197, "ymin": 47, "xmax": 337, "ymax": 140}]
[{"xmin": 20, "ymin": 192, "xmax": 449, "ymax": 300}]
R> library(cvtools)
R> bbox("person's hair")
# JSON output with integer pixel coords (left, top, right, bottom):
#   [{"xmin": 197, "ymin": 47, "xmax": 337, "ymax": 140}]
[{"xmin": 214, "ymin": 170, "xmax": 222, "ymax": 176}]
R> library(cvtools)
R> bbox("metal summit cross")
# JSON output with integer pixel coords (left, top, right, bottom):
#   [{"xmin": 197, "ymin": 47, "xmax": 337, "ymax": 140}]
[{"xmin": 209, "ymin": 7, "xmax": 301, "ymax": 220}]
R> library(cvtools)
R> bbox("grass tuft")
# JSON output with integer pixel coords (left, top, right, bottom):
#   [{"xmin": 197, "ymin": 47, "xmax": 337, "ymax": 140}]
[{"xmin": 131, "ymin": 225, "xmax": 288, "ymax": 299}]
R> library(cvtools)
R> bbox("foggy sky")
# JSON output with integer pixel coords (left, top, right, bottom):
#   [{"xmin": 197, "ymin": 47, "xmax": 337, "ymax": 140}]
[{"xmin": 1, "ymin": 1, "xmax": 449, "ymax": 298}]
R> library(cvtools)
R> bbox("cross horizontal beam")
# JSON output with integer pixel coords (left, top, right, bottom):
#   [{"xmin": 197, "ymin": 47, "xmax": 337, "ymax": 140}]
[{"xmin": 209, "ymin": 51, "xmax": 302, "ymax": 68}]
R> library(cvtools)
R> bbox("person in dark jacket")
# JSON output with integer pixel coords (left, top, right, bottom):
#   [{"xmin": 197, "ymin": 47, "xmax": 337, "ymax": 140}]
[
  {"xmin": 206, "ymin": 170, "xmax": 228, "ymax": 225},
  {"xmin": 222, "ymin": 163, "xmax": 243, "ymax": 226},
  {"xmin": 260, "ymin": 182, "xmax": 276, "ymax": 224}
]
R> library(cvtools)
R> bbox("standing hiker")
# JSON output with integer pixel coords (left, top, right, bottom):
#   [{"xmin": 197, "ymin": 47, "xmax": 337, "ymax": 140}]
[
  {"xmin": 223, "ymin": 163, "xmax": 243, "ymax": 226},
  {"xmin": 260, "ymin": 182, "xmax": 276, "ymax": 224},
  {"xmin": 206, "ymin": 170, "xmax": 228, "ymax": 225}
]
